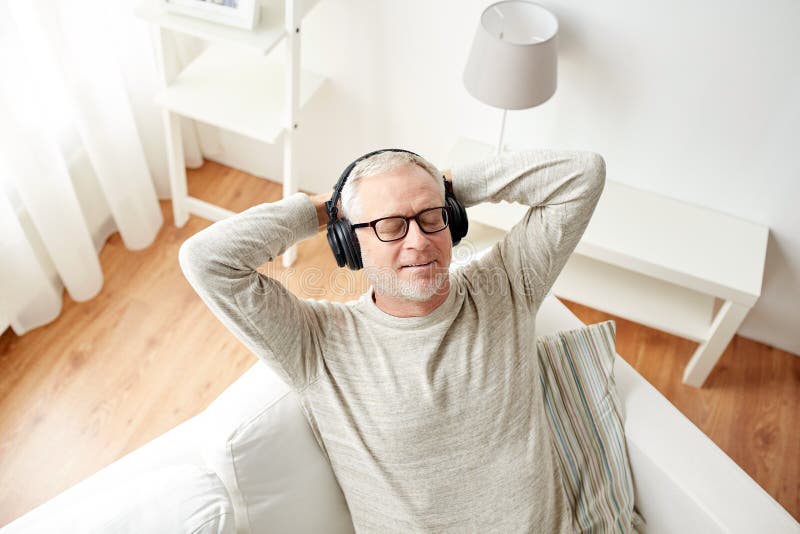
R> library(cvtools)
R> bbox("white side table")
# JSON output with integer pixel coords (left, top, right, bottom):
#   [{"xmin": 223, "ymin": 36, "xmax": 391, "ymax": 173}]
[
  {"xmin": 446, "ymin": 138, "xmax": 769, "ymax": 387},
  {"xmin": 135, "ymin": 0, "xmax": 327, "ymax": 267}
]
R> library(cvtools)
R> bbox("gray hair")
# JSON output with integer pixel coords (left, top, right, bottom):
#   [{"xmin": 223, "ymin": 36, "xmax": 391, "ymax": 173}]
[{"xmin": 339, "ymin": 151, "xmax": 445, "ymax": 221}]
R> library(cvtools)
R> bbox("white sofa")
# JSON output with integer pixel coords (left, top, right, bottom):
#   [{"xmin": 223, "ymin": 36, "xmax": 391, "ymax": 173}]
[{"xmin": 2, "ymin": 294, "xmax": 798, "ymax": 533}]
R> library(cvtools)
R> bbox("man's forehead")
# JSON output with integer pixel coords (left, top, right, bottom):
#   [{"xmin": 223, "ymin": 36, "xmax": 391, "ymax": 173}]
[{"xmin": 358, "ymin": 174, "xmax": 443, "ymax": 219}]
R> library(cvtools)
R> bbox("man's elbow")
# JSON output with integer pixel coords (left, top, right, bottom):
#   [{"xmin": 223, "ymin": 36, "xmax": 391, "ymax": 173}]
[
  {"xmin": 585, "ymin": 152, "xmax": 607, "ymax": 196},
  {"xmin": 178, "ymin": 236, "xmax": 206, "ymax": 283}
]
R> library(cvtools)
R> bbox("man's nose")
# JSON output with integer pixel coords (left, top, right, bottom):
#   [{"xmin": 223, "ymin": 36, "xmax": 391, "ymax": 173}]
[{"xmin": 403, "ymin": 219, "xmax": 430, "ymax": 247}]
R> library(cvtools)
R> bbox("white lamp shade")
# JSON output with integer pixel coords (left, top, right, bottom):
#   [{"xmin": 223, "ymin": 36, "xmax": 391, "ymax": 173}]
[{"xmin": 463, "ymin": 1, "xmax": 558, "ymax": 110}]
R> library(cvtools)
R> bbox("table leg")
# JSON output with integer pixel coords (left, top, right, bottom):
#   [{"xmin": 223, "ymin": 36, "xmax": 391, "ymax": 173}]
[
  {"xmin": 150, "ymin": 26, "xmax": 188, "ymax": 228},
  {"xmin": 683, "ymin": 300, "xmax": 750, "ymax": 387},
  {"xmin": 163, "ymin": 110, "xmax": 188, "ymax": 227},
  {"xmin": 281, "ymin": 0, "xmax": 300, "ymax": 268}
]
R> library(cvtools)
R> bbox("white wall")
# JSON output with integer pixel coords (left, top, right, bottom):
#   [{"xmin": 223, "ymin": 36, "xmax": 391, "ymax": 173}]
[{"xmin": 129, "ymin": 0, "xmax": 800, "ymax": 356}]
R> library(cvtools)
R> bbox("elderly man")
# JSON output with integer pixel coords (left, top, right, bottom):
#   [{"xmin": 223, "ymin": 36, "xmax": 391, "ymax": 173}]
[{"xmin": 179, "ymin": 147, "xmax": 606, "ymax": 533}]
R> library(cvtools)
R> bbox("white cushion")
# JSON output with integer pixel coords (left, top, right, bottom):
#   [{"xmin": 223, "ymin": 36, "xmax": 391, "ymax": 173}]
[
  {"xmin": 17, "ymin": 464, "xmax": 234, "ymax": 534},
  {"xmin": 201, "ymin": 362, "xmax": 355, "ymax": 534}
]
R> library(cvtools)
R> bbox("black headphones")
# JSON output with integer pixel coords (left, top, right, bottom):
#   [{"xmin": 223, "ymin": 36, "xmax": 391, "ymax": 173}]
[{"xmin": 325, "ymin": 148, "xmax": 469, "ymax": 270}]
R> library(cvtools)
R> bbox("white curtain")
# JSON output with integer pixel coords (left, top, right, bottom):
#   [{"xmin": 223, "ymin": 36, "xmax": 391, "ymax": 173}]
[{"xmin": 0, "ymin": 0, "xmax": 165, "ymax": 335}]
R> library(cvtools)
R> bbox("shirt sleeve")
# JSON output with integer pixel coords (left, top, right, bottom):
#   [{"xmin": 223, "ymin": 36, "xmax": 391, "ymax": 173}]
[
  {"xmin": 450, "ymin": 148, "xmax": 606, "ymax": 313},
  {"xmin": 177, "ymin": 192, "xmax": 327, "ymax": 392}
]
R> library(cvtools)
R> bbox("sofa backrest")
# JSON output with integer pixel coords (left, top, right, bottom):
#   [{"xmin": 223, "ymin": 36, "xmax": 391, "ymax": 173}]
[{"xmin": 200, "ymin": 362, "xmax": 355, "ymax": 534}]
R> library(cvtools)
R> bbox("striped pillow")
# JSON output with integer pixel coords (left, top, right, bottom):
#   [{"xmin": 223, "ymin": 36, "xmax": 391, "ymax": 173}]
[{"xmin": 536, "ymin": 320, "xmax": 646, "ymax": 533}]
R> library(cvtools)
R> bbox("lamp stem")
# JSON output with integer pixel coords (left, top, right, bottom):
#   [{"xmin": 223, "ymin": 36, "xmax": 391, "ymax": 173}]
[{"xmin": 497, "ymin": 108, "xmax": 507, "ymax": 155}]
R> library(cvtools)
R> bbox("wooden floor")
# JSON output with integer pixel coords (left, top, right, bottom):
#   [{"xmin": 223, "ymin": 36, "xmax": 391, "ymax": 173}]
[{"xmin": 1, "ymin": 160, "xmax": 798, "ymax": 525}]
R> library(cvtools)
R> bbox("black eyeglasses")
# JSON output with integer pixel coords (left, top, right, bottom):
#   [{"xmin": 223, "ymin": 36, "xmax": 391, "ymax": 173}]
[{"xmin": 351, "ymin": 206, "xmax": 450, "ymax": 242}]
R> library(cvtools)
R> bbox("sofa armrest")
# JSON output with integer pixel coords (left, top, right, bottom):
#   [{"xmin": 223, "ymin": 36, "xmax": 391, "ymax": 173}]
[
  {"xmin": 614, "ymin": 356, "xmax": 799, "ymax": 533},
  {"xmin": 0, "ymin": 414, "xmax": 207, "ymax": 532},
  {"xmin": 537, "ymin": 295, "xmax": 799, "ymax": 534}
]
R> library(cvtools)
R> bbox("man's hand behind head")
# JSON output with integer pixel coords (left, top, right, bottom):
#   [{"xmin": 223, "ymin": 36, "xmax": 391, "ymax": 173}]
[{"xmin": 308, "ymin": 191, "xmax": 333, "ymax": 233}]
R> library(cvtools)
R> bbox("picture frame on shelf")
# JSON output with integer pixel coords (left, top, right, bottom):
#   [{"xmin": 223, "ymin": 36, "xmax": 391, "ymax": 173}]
[{"xmin": 161, "ymin": 0, "xmax": 261, "ymax": 30}]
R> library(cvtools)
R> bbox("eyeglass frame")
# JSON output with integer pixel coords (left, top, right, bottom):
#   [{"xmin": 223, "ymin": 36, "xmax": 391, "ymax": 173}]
[{"xmin": 351, "ymin": 205, "xmax": 451, "ymax": 242}]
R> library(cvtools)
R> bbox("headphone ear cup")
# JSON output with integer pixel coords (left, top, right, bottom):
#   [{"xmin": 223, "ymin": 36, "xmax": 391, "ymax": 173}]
[
  {"xmin": 333, "ymin": 218, "xmax": 363, "ymax": 270},
  {"xmin": 446, "ymin": 195, "xmax": 469, "ymax": 247},
  {"xmin": 326, "ymin": 224, "xmax": 347, "ymax": 268}
]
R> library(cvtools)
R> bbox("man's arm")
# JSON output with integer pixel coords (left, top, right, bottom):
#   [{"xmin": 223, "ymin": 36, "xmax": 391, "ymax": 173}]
[
  {"xmin": 445, "ymin": 148, "xmax": 606, "ymax": 309},
  {"xmin": 178, "ymin": 192, "xmax": 332, "ymax": 392}
]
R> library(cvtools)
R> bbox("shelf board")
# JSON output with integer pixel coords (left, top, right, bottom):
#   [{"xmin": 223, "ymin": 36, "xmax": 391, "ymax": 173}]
[
  {"xmin": 445, "ymin": 137, "xmax": 769, "ymax": 304},
  {"xmin": 450, "ymin": 219, "xmax": 714, "ymax": 342},
  {"xmin": 552, "ymin": 254, "xmax": 714, "ymax": 342},
  {"xmin": 576, "ymin": 180, "xmax": 768, "ymax": 305},
  {"xmin": 450, "ymin": 222, "xmax": 505, "ymax": 271},
  {"xmin": 154, "ymin": 43, "xmax": 326, "ymax": 144},
  {"xmin": 186, "ymin": 196, "xmax": 236, "ymax": 222},
  {"xmin": 135, "ymin": 0, "xmax": 321, "ymax": 54},
  {"xmin": 466, "ymin": 201, "xmax": 529, "ymax": 233}
]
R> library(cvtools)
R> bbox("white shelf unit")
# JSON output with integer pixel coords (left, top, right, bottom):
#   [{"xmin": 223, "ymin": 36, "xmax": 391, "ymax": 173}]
[
  {"xmin": 135, "ymin": 0, "xmax": 326, "ymax": 267},
  {"xmin": 447, "ymin": 138, "xmax": 769, "ymax": 388}
]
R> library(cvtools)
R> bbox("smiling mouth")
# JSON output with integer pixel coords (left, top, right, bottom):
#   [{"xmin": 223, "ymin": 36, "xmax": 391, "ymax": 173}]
[{"xmin": 401, "ymin": 260, "xmax": 435, "ymax": 270}]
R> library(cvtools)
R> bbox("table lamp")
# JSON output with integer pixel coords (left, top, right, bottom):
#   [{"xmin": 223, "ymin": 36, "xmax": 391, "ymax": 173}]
[{"xmin": 463, "ymin": 1, "xmax": 559, "ymax": 155}]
